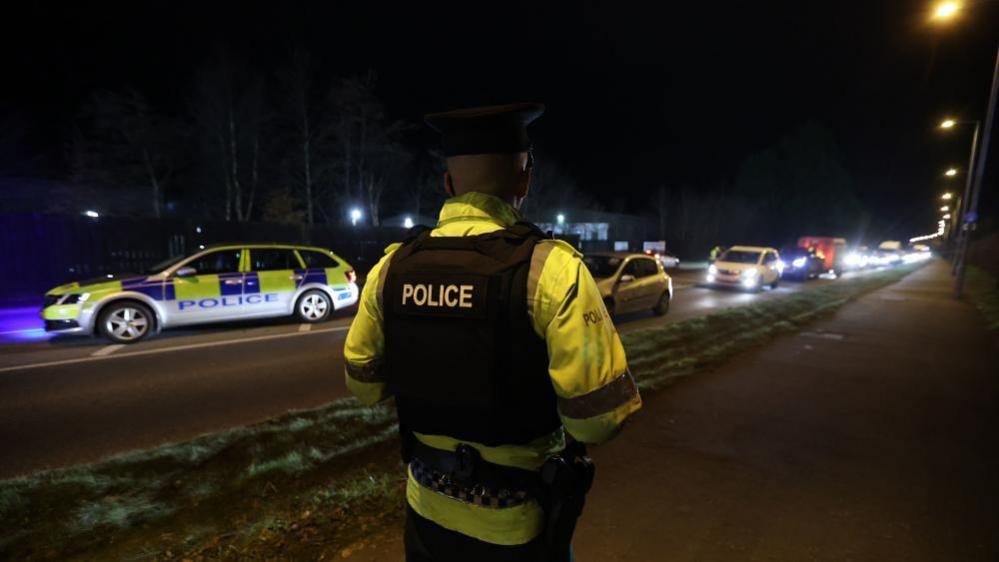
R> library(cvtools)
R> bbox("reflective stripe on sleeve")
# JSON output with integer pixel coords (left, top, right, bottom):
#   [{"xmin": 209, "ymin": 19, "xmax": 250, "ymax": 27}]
[
  {"xmin": 526, "ymin": 242, "xmax": 556, "ymax": 326},
  {"xmin": 376, "ymin": 258, "xmax": 392, "ymax": 314},
  {"xmin": 345, "ymin": 359, "xmax": 386, "ymax": 383},
  {"xmin": 557, "ymin": 370, "xmax": 638, "ymax": 419}
]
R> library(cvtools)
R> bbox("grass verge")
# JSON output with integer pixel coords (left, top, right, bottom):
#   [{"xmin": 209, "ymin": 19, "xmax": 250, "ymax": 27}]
[{"xmin": 0, "ymin": 264, "xmax": 920, "ymax": 561}]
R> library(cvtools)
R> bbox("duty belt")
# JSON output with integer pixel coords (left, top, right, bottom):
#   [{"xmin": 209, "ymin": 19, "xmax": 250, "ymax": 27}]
[{"xmin": 409, "ymin": 439, "xmax": 541, "ymax": 508}]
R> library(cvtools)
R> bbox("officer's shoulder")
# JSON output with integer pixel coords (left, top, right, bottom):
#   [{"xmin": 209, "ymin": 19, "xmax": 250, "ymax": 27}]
[
  {"xmin": 536, "ymin": 238, "xmax": 582, "ymax": 260},
  {"xmin": 383, "ymin": 242, "xmax": 403, "ymax": 255}
]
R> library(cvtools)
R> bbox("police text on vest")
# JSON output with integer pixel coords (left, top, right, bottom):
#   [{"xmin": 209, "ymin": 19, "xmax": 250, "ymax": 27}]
[{"xmin": 401, "ymin": 283, "xmax": 474, "ymax": 308}]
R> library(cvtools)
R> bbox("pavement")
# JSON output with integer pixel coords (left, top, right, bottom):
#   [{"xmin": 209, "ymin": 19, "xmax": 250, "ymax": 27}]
[
  {"xmin": 344, "ymin": 260, "xmax": 999, "ymax": 561},
  {"xmin": 0, "ymin": 267, "xmax": 876, "ymax": 477}
]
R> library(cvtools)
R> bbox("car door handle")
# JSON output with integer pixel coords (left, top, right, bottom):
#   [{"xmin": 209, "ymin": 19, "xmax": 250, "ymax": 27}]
[
  {"xmin": 223, "ymin": 279, "xmax": 243, "ymax": 285},
  {"xmin": 290, "ymin": 274, "xmax": 304, "ymax": 280}
]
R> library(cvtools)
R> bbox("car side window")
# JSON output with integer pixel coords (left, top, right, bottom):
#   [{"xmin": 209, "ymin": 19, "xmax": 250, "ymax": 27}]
[
  {"xmin": 186, "ymin": 250, "xmax": 242, "ymax": 275},
  {"xmin": 763, "ymin": 252, "xmax": 776, "ymax": 264},
  {"xmin": 626, "ymin": 258, "xmax": 658, "ymax": 278},
  {"xmin": 299, "ymin": 250, "xmax": 340, "ymax": 269},
  {"xmin": 250, "ymin": 249, "xmax": 300, "ymax": 271},
  {"xmin": 641, "ymin": 259, "xmax": 660, "ymax": 277},
  {"xmin": 623, "ymin": 259, "xmax": 641, "ymax": 277}
]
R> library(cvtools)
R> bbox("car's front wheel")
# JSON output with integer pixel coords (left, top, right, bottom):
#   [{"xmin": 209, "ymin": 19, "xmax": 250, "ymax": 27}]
[
  {"xmin": 652, "ymin": 291, "xmax": 670, "ymax": 316},
  {"xmin": 98, "ymin": 301, "xmax": 154, "ymax": 344},
  {"xmin": 770, "ymin": 277, "xmax": 780, "ymax": 290},
  {"xmin": 296, "ymin": 290, "xmax": 332, "ymax": 323}
]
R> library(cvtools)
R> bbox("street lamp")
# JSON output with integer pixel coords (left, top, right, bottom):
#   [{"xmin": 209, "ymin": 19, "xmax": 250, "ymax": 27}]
[
  {"xmin": 931, "ymin": 2, "xmax": 999, "ymax": 299},
  {"xmin": 556, "ymin": 213, "xmax": 565, "ymax": 225},
  {"xmin": 943, "ymin": 214, "xmax": 952, "ymax": 220},
  {"xmin": 349, "ymin": 208, "xmax": 362, "ymax": 226},
  {"xmin": 944, "ymin": 168, "xmax": 958, "ymax": 176},
  {"xmin": 403, "ymin": 216, "xmax": 414, "ymax": 229},
  {"xmin": 83, "ymin": 210, "xmax": 99, "ymax": 218},
  {"xmin": 941, "ymin": 192, "xmax": 953, "ymax": 200},
  {"xmin": 932, "ymin": 1, "xmax": 961, "ymax": 20},
  {"xmin": 938, "ymin": 117, "xmax": 981, "ymax": 277},
  {"xmin": 940, "ymin": 206, "xmax": 949, "ymax": 212}
]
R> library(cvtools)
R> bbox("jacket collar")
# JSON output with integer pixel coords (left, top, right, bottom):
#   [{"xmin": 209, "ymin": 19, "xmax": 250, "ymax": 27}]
[{"xmin": 436, "ymin": 192, "xmax": 520, "ymax": 229}]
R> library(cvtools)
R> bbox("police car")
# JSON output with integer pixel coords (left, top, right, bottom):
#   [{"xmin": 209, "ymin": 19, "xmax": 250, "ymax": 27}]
[{"xmin": 41, "ymin": 244, "xmax": 358, "ymax": 343}]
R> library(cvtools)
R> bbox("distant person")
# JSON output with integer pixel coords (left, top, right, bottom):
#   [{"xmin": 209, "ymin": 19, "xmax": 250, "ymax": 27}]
[
  {"xmin": 344, "ymin": 103, "xmax": 641, "ymax": 561},
  {"xmin": 709, "ymin": 245, "xmax": 725, "ymax": 262}
]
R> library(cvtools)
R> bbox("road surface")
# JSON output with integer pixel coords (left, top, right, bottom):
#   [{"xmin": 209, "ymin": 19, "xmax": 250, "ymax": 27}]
[{"xmin": 0, "ymin": 268, "xmax": 866, "ymax": 478}]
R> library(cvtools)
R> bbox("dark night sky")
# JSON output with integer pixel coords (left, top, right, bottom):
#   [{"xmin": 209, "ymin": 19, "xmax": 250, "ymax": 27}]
[{"xmin": 2, "ymin": 1, "xmax": 997, "ymax": 239}]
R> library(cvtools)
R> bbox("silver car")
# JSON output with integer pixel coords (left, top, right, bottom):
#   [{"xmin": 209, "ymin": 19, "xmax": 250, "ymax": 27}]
[{"xmin": 584, "ymin": 252, "xmax": 673, "ymax": 316}]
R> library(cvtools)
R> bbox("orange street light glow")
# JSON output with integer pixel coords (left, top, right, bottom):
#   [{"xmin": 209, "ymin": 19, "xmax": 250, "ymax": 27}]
[
  {"xmin": 940, "ymin": 119, "xmax": 956, "ymax": 128},
  {"xmin": 941, "ymin": 193, "xmax": 953, "ymax": 200},
  {"xmin": 933, "ymin": 2, "xmax": 961, "ymax": 20},
  {"xmin": 945, "ymin": 168, "xmax": 958, "ymax": 176},
  {"xmin": 940, "ymin": 206, "xmax": 950, "ymax": 212}
]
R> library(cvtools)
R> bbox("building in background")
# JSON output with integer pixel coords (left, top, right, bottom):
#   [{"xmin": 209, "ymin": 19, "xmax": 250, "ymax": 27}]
[{"xmin": 534, "ymin": 209, "xmax": 656, "ymax": 253}]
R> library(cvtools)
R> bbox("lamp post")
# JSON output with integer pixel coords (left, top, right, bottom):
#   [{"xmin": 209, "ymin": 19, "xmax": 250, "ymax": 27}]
[
  {"xmin": 931, "ymin": 1, "xmax": 999, "ymax": 297},
  {"xmin": 939, "ymin": 119, "xmax": 980, "ymax": 273},
  {"xmin": 954, "ymin": 45, "xmax": 999, "ymax": 298}
]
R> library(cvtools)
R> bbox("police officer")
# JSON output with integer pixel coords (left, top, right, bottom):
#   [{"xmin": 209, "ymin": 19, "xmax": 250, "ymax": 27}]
[{"xmin": 344, "ymin": 103, "xmax": 641, "ymax": 561}]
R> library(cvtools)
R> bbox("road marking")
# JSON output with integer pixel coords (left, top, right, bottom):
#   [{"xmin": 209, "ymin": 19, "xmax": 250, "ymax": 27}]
[
  {"xmin": 298, "ymin": 323, "xmax": 312, "ymax": 332},
  {"xmin": 91, "ymin": 344, "xmax": 125, "ymax": 357},
  {"xmin": 0, "ymin": 326, "xmax": 351, "ymax": 374}
]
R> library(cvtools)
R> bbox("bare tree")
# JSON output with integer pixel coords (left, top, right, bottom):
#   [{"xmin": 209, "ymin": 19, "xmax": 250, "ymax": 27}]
[
  {"xmin": 71, "ymin": 89, "xmax": 178, "ymax": 217},
  {"xmin": 654, "ymin": 185, "xmax": 669, "ymax": 239},
  {"xmin": 327, "ymin": 71, "xmax": 408, "ymax": 226},
  {"xmin": 262, "ymin": 185, "xmax": 305, "ymax": 225},
  {"xmin": 519, "ymin": 152, "xmax": 601, "ymax": 222},
  {"xmin": 190, "ymin": 53, "xmax": 265, "ymax": 222},
  {"xmin": 275, "ymin": 49, "xmax": 325, "ymax": 226}
]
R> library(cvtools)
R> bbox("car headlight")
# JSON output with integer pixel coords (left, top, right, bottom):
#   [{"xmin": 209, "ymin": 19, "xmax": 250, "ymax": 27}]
[
  {"xmin": 742, "ymin": 268, "xmax": 759, "ymax": 278},
  {"xmin": 792, "ymin": 257, "xmax": 807, "ymax": 268},
  {"xmin": 708, "ymin": 264, "xmax": 718, "ymax": 275},
  {"xmin": 60, "ymin": 293, "xmax": 90, "ymax": 305}
]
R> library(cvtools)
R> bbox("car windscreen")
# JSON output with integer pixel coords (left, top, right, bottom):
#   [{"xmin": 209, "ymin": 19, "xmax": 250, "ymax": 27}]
[
  {"xmin": 146, "ymin": 255, "xmax": 187, "ymax": 273},
  {"xmin": 584, "ymin": 255, "xmax": 623, "ymax": 278},
  {"xmin": 719, "ymin": 250, "xmax": 762, "ymax": 264}
]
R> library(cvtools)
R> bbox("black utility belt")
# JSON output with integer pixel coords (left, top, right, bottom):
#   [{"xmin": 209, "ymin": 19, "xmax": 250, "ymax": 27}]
[{"xmin": 409, "ymin": 440, "xmax": 542, "ymax": 507}]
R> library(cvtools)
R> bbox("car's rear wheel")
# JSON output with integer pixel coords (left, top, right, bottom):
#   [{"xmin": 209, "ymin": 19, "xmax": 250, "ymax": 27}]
[
  {"xmin": 652, "ymin": 291, "xmax": 670, "ymax": 316},
  {"xmin": 98, "ymin": 301, "xmax": 154, "ymax": 344},
  {"xmin": 296, "ymin": 290, "xmax": 332, "ymax": 323}
]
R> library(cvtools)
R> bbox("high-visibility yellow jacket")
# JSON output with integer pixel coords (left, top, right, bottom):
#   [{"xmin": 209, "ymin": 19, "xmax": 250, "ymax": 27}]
[{"xmin": 344, "ymin": 192, "xmax": 641, "ymax": 545}]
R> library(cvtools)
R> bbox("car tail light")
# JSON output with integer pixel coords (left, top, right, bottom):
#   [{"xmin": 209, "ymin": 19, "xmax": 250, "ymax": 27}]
[{"xmin": 346, "ymin": 270, "xmax": 357, "ymax": 284}]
